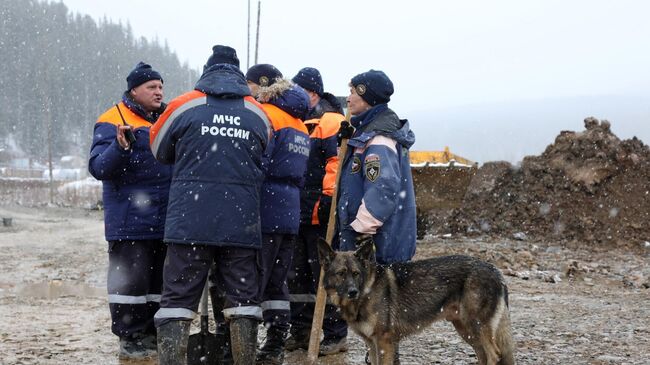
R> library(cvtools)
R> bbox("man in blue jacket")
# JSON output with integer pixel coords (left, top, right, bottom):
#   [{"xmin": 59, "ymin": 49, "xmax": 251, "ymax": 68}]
[
  {"xmin": 338, "ymin": 69, "xmax": 416, "ymax": 263},
  {"xmin": 337, "ymin": 70, "xmax": 416, "ymax": 359},
  {"xmin": 338, "ymin": 70, "xmax": 416, "ymax": 363},
  {"xmin": 149, "ymin": 45, "xmax": 271, "ymax": 365},
  {"xmin": 286, "ymin": 67, "xmax": 349, "ymax": 355},
  {"xmin": 245, "ymin": 64, "xmax": 311, "ymax": 365},
  {"xmin": 88, "ymin": 62, "xmax": 171, "ymax": 360}
]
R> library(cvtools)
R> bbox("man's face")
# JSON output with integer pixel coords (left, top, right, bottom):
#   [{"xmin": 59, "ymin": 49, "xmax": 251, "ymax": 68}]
[
  {"xmin": 347, "ymin": 86, "xmax": 371, "ymax": 116},
  {"xmin": 247, "ymin": 81, "xmax": 260, "ymax": 98},
  {"xmin": 130, "ymin": 80, "xmax": 163, "ymax": 113}
]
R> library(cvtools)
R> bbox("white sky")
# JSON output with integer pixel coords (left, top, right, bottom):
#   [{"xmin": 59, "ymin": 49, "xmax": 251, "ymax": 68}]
[{"xmin": 59, "ymin": 0, "xmax": 650, "ymax": 160}]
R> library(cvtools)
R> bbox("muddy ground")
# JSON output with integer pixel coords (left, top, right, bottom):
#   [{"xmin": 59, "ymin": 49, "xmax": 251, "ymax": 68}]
[{"xmin": 0, "ymin": 204, "xmax": 649, "ymax": 365}]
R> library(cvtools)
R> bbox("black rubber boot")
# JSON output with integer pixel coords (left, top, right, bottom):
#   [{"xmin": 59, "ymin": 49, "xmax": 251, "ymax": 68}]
[
  {"xmin": 157, "ymin": 320, "xmax": 191, "ymax": 365},
  {"xmin": 118, "ymin": 334, "xmax": 157, "ymax": 360},
  {"xmin": 256, "ymin": 326, "xmax": 289, "ymax": 365},
  {"xmin": 230, "ymin": 317, "xmax": 259, "ymax": 365}
]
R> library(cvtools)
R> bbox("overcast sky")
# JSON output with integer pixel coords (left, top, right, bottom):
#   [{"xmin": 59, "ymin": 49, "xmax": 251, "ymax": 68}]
[{"xmin": 59, "ymin": 0, "xmax": 650, "ymax": 161}]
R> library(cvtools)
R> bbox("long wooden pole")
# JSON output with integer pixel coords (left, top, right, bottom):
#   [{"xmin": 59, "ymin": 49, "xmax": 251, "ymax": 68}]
[{"xmin": 307, "ymin": 112, "xmax": 351, "ymax": 364}]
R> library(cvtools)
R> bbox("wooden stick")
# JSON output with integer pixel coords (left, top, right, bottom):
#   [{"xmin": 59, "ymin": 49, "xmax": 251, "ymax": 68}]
[{"xmin": 307, "ymin": 112, "xmax": 351, "ymax": 363}]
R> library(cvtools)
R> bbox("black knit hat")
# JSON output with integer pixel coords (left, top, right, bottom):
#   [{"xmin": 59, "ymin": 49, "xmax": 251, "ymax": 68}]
[
  {"xmin": 292, "ymin": 67, "xmax": 323, "ymax": 96},
  {"xmin": 126, "ymin": 62, "xmax": 163, "ymax": 90},
  {"xmin": 350, "ymin": 69, "xmax": 394, "ymax": 106},
  {"xmin": 246, "ymin": 64, "xmax": 283, "ymax": 87},
  {"xmin": 205, "ymin": 45, "xmax": 240, "ymax": 69}
]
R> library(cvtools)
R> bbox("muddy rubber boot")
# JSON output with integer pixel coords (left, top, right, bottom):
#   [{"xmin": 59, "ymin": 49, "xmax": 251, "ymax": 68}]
[
  {"xmin": 157, "ymin": 320, "xmax": 191, "ymax": 365},
  {"xmin": 230, "ymin": 317, "xmax": 259, "ymax": 365},
  {"xmin": 256, "ymin": 326, "xmax": 288, "ymax": 365},
  {"xmin": 119, "ymin": 336, "xmax": 157, "ymax": 360}
]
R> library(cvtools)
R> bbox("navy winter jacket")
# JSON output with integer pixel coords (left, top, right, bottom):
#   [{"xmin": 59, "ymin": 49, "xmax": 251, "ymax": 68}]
[
  {"xmin": 256, "ymin": 80, "xmax": 310, "ymax": 234},
  {"xmin": 88, "ymin": 94, "xmax": 172, "ymax": 241},
  {"xmin": 337, "ymin": 104, "xmax": 417, "ymax": 264},
  {"xmin": 150, "ymin": 64, "xmax": 271, "ymax": 248}
]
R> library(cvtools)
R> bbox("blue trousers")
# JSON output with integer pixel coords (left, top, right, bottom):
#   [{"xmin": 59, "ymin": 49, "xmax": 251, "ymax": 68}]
[{"xmin": 107, "ymin": 239, "xmax": 166, "ymax": 339}]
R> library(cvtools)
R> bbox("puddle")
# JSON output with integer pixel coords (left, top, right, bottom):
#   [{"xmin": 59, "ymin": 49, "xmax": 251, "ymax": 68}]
[{"xmin": 15, "ymin": 279, "xmax": 105, "ymax": 299}]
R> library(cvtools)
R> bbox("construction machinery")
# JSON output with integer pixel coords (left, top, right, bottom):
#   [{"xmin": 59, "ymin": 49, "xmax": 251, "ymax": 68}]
[{"xmin": 410, "ymin": 147, "xmax": 478, "ymax": 238}]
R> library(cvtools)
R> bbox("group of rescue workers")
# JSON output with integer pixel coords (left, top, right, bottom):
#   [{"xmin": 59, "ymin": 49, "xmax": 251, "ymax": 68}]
[{"xmin": 88, "ymin": 44, "xmax": 417, "ymax": 365}]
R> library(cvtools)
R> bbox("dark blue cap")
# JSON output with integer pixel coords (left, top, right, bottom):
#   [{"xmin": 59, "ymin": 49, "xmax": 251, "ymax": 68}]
[
  {"xmin": 126, "ymin": 62, "xmax": 163, "ymax": 90},
  {"xmin": 350, "ymin": 69, "xmax": 394, "ymax": 106},
  {"xmin": 205, "ymin": 45, "xmax": 240, "ymax": 69},
  {"xmin": 292, "ymin": 67, "xmax": 323, "ymax": 96}
]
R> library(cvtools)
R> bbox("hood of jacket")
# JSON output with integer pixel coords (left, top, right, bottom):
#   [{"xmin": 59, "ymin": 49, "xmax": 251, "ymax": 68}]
[
  {"xmin": 195, "ymin": 63, "xmax": 251, "ymax": 98},
  {"xmin": 256, "ymin": 78, "xmax": 310, "ymax": 119}
]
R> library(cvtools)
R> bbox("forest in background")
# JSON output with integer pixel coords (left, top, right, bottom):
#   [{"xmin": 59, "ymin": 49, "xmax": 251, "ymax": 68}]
[{"xmin": 0, "ymin": 0, "xmax": 200, "ymax": 163}]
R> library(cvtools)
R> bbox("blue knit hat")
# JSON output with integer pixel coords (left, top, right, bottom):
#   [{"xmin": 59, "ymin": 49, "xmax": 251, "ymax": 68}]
[
  {"xmin": 205, "ymin": 45, "xmax": 240, "ymax": 69},
  {"xmin": 126, "ymin": 62, "xmax": 163, "ymax": 90},
  {"xmin": 292, "ymin": 67, "xmax": 323, "ymax": 96},
  {"xmin": 350, "ymin": 69, "xmax": 394, "ymax": 106},
  {"xmin": 246, "ymin": 64, "xmax": 283, "ymax": 86}
]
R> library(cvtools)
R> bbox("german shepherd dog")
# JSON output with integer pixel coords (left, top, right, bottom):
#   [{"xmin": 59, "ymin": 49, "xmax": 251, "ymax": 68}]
[{"xmin": 317, "ymin": 237, "xmax": 515, "ymax": 365}]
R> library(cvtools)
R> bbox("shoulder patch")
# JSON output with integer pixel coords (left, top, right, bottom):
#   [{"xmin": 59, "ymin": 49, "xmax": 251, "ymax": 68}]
[{"xmin": 364, "ymin": 154, "xmax": 380, "ymax": 182}]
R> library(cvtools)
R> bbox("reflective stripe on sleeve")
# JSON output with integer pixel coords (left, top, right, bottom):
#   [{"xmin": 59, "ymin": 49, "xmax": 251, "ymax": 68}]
[
  {"xmin": 261, "ymin": 300, "xmax": 290, "ymax": 311},
  {"xmin": 154, "ymin": 307, "xmax": 197, "ymax": 320},
  {"xmin": 222, "ymin": 305, "xmax": 262, "ymax": 319}
]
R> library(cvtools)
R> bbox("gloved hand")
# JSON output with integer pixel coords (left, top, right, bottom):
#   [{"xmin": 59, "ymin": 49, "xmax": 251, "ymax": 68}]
[{"xmin": 337, "ymin": 121, "xmax": 355, "ymax": 146}]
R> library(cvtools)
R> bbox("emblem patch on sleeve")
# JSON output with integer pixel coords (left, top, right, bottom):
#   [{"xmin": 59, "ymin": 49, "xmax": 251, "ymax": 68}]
[
  {"xmin": 364, "ymin": 154, "xmax": 381, "ymax": 182},
  {"xmin": 351, "ymin": 156, "xmax": 361, "ymax": 174}
]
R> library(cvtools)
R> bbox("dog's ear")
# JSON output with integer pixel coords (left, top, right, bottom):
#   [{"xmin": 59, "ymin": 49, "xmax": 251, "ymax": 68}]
[
  {"xmin": 354, "ymin": 235, "xmax": 375, "ymax": 263},
  {"xmin": 317, "ymin": 237, "xmax": 336, "ymax": 267}
]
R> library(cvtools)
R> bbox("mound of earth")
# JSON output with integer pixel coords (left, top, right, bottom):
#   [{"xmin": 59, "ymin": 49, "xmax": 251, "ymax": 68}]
[{"xmin": 447, "ymin": 117, "xmax": 650, "ymax": 246}]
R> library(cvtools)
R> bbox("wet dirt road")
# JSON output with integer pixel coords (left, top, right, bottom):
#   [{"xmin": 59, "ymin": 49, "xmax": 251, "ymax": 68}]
[{"xmin": 1, "ymin": 205, "xmax": 648, "ymax": 364}]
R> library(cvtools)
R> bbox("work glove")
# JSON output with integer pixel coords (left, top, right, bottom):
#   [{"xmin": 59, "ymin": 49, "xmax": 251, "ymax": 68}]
[{"xmin": 337, "ymin": 121, "xmax": 355, "ymax": 146}]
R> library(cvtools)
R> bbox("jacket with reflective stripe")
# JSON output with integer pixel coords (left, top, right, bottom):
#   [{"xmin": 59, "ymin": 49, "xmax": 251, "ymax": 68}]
[
  {"xmin": 260, "ymin": 98, "xmax": 310, "ymax": 234},
  {"xmin": 88, "ymin": 100, "xmax": 172, "ymax": 241},
  {"xmin": 337, "ymin": 105, "xmax": 417, "ymax": 264},
  {"xmin": 150, "ymin": 64, "xmax": 271, "ymax": 248}
]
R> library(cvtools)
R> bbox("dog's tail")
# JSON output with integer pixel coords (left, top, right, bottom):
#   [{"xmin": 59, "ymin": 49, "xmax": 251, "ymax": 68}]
[{"xmin": 495, "ymin": 291, "xmax": 516, "ymax": 365}]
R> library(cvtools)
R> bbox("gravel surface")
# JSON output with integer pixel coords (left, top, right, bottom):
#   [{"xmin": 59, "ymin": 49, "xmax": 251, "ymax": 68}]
[{"xmin": 1, "ymin": 205, "xmax": 648, "ymax": 364}]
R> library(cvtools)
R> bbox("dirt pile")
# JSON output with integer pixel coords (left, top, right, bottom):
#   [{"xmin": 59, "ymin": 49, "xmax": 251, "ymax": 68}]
[{"xmin": 448, "ymin": 117, "xmax": 650, "ymax": 245}]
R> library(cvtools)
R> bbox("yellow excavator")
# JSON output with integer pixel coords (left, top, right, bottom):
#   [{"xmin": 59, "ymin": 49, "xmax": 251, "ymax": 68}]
[{"xmin": 410, "ymin": 147, "xmax": 478, "ymax": 238}]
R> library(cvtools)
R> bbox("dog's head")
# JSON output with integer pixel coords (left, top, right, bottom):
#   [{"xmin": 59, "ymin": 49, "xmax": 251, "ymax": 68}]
[{"xmin": 317, "ymin": 236, "xmax": 376, "ymax": 306}]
